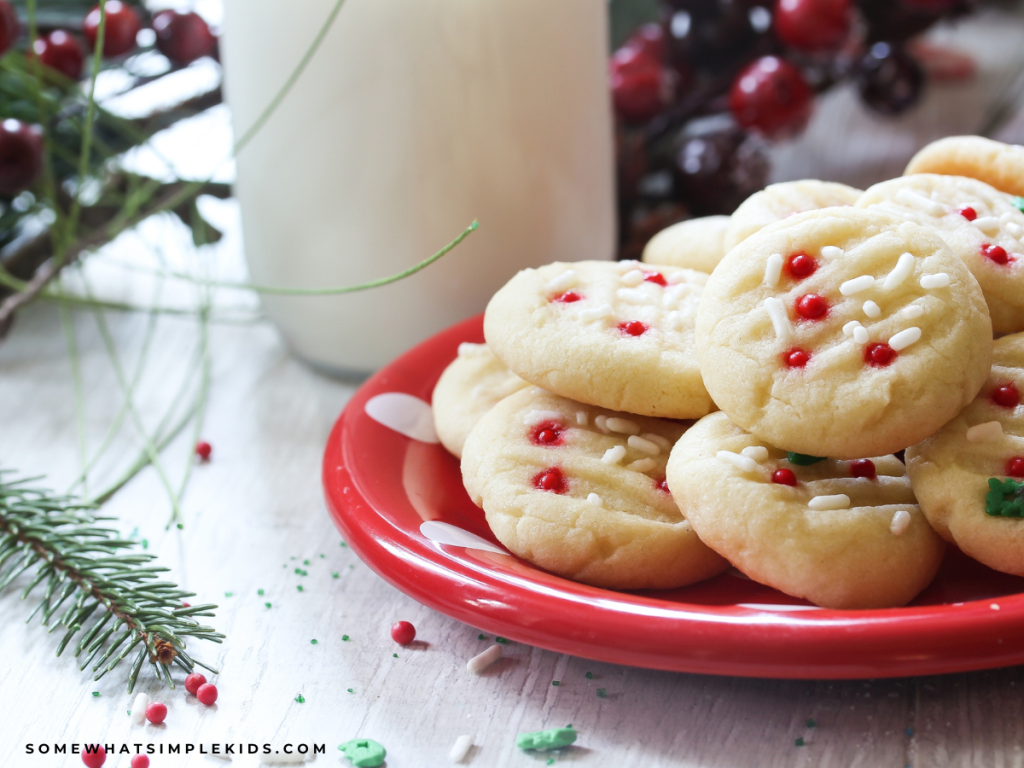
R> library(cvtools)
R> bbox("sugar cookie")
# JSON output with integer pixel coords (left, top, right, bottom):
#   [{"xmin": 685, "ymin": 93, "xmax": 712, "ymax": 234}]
[
  {"xmin": 905, "ymin": 136, "xmax": 1024, "ymax": 198},
  {"xmin": 641, "ymin": 215, "xmax": 730, "ymax": 273}
]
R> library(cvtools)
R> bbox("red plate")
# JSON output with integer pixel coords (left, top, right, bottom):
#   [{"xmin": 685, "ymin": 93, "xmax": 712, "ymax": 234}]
[{"xmin": 323, "ymin": 314, "xmax": 1024, "ymax": 678}]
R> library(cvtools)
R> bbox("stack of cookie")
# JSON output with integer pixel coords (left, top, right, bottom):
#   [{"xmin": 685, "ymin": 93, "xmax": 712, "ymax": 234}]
[{"xmin": 431, "ymin": 135, "xmax": 1024, "ymax": 609}]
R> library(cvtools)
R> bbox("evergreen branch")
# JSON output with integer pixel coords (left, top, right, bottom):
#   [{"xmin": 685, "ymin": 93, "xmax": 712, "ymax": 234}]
[{"xmin": 0, "ymin": 470, "xmax": 223, "ymax": 693}]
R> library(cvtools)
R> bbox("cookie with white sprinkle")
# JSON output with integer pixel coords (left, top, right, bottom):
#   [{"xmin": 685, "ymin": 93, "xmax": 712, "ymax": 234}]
[
  {"xmin": 722, "ymin": 180, "xmax": 862, "ymax": 253},
  {"xmin": 461, "ymin": 387, "xmax": 728, "ymax": 590},
  {"xmin": 666, "ymin": 411, "xmax": 944, "ymax": 609},
  {"xmin": 857, "ymin": 174, "xmax": 1024, "ymax": 334},
  {"xmin": 905, "ymin": 136, "xmax": 1024, "ymax": 199},
  {"xmin": 642, "ymin": 215, "xmax": 730, "ymax": 274},
  {"xmin": 431, "ymin": 343, "xmax": 530, "ymax": 458},
  {"xmin": 906, "ymin": 332, "xmax": 1024, "ymax": 577},
  {"xmin": 485, "ymin": 260, "xmax": 714, "ymax": 419},
  {"xmin": 695, "ymin": 206, "xmax": 992, "ymax": 459}
]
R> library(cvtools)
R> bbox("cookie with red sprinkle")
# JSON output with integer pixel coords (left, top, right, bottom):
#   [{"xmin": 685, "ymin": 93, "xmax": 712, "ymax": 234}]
[{"xmin": 460, "ymin": 387, "xmax": 727, "ymax": 589}]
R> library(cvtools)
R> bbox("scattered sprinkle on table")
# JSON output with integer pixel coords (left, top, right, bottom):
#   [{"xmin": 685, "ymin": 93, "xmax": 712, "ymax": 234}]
[
  {"xmin": 392, "ymin": 653, "xmax": 398, "ymax": 658},
  {"xmin": 806, "ymin": 718, "xmax": 817, "ymax": 728},
  {"xmin": 141, "ymin": 539, "xmax": 148, "ymax": 549},
  {"xmin": 130, "ymin": 693, "xmax": 149, "ymax": 724},
  {"xmin": 91, "ymin": 691, "xmax": 99, "ymax": 697},
  {"xmin": 294, "ymin": 694, "xmax": 305, "ymax": 703},
  {"xmin": 295, "ymin": 568, "xmax": 308, "ymax": 576},
  {"xmin": 551, "ymin": 681, "xmax": 560, "ymax": 686},
  {"xmin": 296, "ymin": 585, "xmax": 304, "ymax": 592},
  {"xmin": 332, "ymin": 572, "xmax": 340, "ymax": 578},
  {"xmin": 547, "ymin": 760, "xmax": 555, "ymax": 766},
  {"xmin": 176, "ymin": 523, "xmax": 183, "ymax": 530},
  {"xmin": 585, "ymin": 671, "xmax": 594, "ymax": 679},
  {"xmin": 338, "ymin": 738, "xmax": 386, "ymax": 768},
  {"xmin": 597, "ymin": 689, "xmax": 607, "ymax": 698},
  {"xmin": 905, "ymin": 727, "xmax": 914, "ymax": 738},
  {"xmin": 468, "ymin": 644, "xmax": 503, "ymax": 674},
  {"xmin": 348, "ymin": 688, "xmax": 354, "ymax": 693},
  {"xmin": 224, "ymin": 591, "xmax": 233, "ymax": 597},
  {"xmin": 478, "ymin": 634, "xmax": 487, "ymax": 640},
  {"xmin": 303, "ymin": 559, "xmax": 310, "ymax": 565},
  {"xmin": 311, "ymin": 639, "xmax": 318, "ymax": 644},
  {"xmin": 257, "ymin": 589, "xmax": 264, "ymax": 595},
  {"xmin": 516, "ymin": 726, "xmax": 577, "ymax": 752},
  {"xmin": 391, "ymin": 620, "xmax": 416, "ymax": 645},
  {"xmin": 449, "ymin": 734, "xmax": 473, "ymax": 763},
  {"xmin": 495, "ymin": 636, "xmax": 509, "ymax": 644},
  {"xmin": 265, "ymin": 602, "xmax": 272, "ymax": 608},
  {"xmin": 320, "ymin": 553, "xmax": 326, "ymax": 558},
  {"xmin": 795, "ymin": 737, "xmax": 805, "ymax": 747},
  {"xmin": 343, "ymin": 634, "xmax": 350, "ymax": 641}
]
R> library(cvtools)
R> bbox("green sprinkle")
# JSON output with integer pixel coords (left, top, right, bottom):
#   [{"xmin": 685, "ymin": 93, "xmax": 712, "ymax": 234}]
[
  {"xmin": 478, "ymin": 634, "xmax": 487, "ymax": 640},
  {"xmin": 311, "ymin": 639, "xmax": 318, "ymax": 645},
  {"xmin": 596, "ymin": 688, "xmax": 607, "ymax": 698},
  {"xmin": 224, "ymin": 591, "xmax": 233, "ymax": 597},
  {"xmin": 342, "ymin": 634, "xmax": 350, "ymax": 641},
  {"xmin": 551, "ymin": 681, "xmax": 560, "ymax": 686},
  {"xmin": 320, "ymin": 554, "xmax": 326, "ymax": 558},
  {"xmin": 130, "ymin": 527, "xmax": 139, "ymax": 537},
  {"xmin": 91, "ymin": 691, "xmax": 100, "ymax": 697},
  {"xmin": 393, "ymin": 653, "xmax": 398, "ymax": 658},
  {"xmin": 787, "ymin": 452, "xmax": 827, "ymax": 466},
  {"xmin": 141, "ymin": 538, "xmax": 148, "ymax": 550},
  {"xmin": 547, "ymin": 760, "xmax": 554, "ymax": 766},
  {"xmin": 176, "ymin": 523, "xmax": 183, "ymax": 529},
  {"xmin": 332, "ymin": 572, "xmax": 340, "ymax": 579},
  {"xmin": 304, "ymin": 559, "xmax": 311, "ymax": 565},
  {"xmin": 338, "ymin": 738, "xmax": 385, "ymax": 767},
  {"xmin": 986, "ymin": 477, "xmax": 1024, "ymax": 517},
  {"xmin": 585, "ymin": 671, "xmax": 594, "ymax": 679},
  {"xmin": 127, "ymin": 710, "xmax": 131, "ymax": 715},
  {"xmin": 807, "ymin": 718, "xmax": 817, "ymax": 728},
  {"xmin": 1013, "ymin": 196, "xmax": 1024, "ymax": 214},
  {"xmin": 291, "ymin": 556, "xmax": 297, "ymax": 560},
  {"xmin": 297, "ymin": 585, "xmax": 304, "ymax": 592},
  {"xmin": 294, "ymin": 694, "xmax": 305, "ymax": 703},
  {"xmin": 495, "ymin": 636, "xmax": 509, "ymax": 644},
  {"xmin": 349, "ymin": 564, "xmax": 355, "ymax": 569},
  {"xmin": 257, "ymin": 589, "xmax": 264, "ymax": 595},
  {"xmin": 265, "ymin": 602, "xmax": 272, "ymax": 608},
  {"xmin": 295, "ymin": 568, "xmax": 308, "ymax": 576},
  {"xmin": 517, "ymin": 726, "xmax": 577, "ymax": 752},
  {"xmin": 341, "ymin": 541, "xmax": 348, "ymax": 547},
  {"xmin": 795, "ymin": 737, "xmax": 805, "ymax": 747},
  {"xmin": 348, "ymin": 688, "xmax": 354, "ymax": 693}
]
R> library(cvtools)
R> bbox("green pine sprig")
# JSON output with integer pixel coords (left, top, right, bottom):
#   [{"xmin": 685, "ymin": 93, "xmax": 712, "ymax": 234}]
[{"xmin": 0, "ymin": 469, "xmax": 223, "ymax": 692}]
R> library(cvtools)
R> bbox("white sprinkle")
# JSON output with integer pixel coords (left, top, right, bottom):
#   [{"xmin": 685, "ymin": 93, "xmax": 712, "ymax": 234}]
[
  {"xmin": 458, "ymin": 342, "xmax": 489, "ymax": 357},
  {"xmin": 890, "ymin": 510, "xmax": 911, "ymax": 536},
  {"xmin": 902, "ymin": 304, "xmax": 924, "ymax": 319},
  {"xmin": 1007, "ymin": 222, "xmax": 1024, "ymax": 238},
  {"xmin": 764, "ymin": 297, "xmax": 792, "ymax": 344},
  {"xmin": 450, "ymin": 735, "xmax": 473, "ymax": 763},
  {"xmin": 882, "ymin": 252, "xmax": 915, "ymax": 291},
  {"xmin": 544, "ymin": 269, "xmax": 578, "ymax": 293},
  {"xmin": 579, "ymin": 303, "xmax": 613, "ymax": 322},
  {"xmin": 467, "ymin": 644, "xmax": 502, "ymax": 674},
  {"xmin": 992, "ymin": 603, "xmax": 1001, "ymax": 611},
  {"xmin": 575, "ymin": 411, "xmax": 588, "ymax": 426},
  {"xmin": 627, "ymin": 458, "xmax": 657, "ymax": 473},
  {"xmin": 668, "ymin": 269, "xmax": 708, "ymax": 286},
  {"xmin": 621, "ymin": 269, "xmax": 644, "ymax": 286},
  {"xmin": 607, "ymin": 417, "xmax": 641, "ymax": 435},
  {"xmin": 628, "ymin": 435, "xmax": 661, "ymax": 455},
  {"xmin": 131, "ymin": 692, "xmax": 149, "ymax": 724},
  {"xmin": 889, "ymin": 326, "xmax": 921, "ymax": 351},
  {"xmin": 808, "ymin": 494, "xmax": 851, "ymax": 510},
  {"xmin": 666, "ymin": 311, "xmax": 684, "ymax": 331},
  {"xmin": 895, "ymin": 188, "xmax": 946, "ymax": 216},
  {"xmin": 863, "ymin": 300, "xmax": 881, "ymax": 318},
  {"xmin": 602, "ymin": 445, "xmax": 627, "ymax": 464},
  {"xmin": 587, "ymin": 493, "xmax": 604, "ymax": 507},
  {"xmin": 843, "ymin": 320, "xmax": 862, "ymax": 337},
  {"xmin": 617, "ymin": 288, "xmax": 652, "ymax": 304},
  {"xmin": 642, "ymin": 433, "xmax": 672, "ymax": 451},
  {"xmin": 966, "ymin": 421, "xmax": 1003, "ymax": 443},
  {"xmin": 717, "ymin": 450, "xmax": 757, "ymax": 473},
  {"xmin": 920, "ymin": 273, "xmax": 950, "ymax": 289},
  {"xmin": 821, "ymin": 246, "xmax": 844, "ymax": 259},
  {"xmin": 853, "ymin": 326, "xmax": 869, "ymax": 344},
  {"xmin": 741, "ymin": 446, "xmax": 769, "ymax": 462},
  {"xmin": 595, "ymin": 415, "xmax": 609, "ymax": 433},
  {"xmin": 764, "ymin": 253, "xmax": 783, "ymax": 287},
  {"xmin": 973, "ymin": 216, "xmax": 1002, "ymax": 233},
  {"xmin": 523, "ymin": 410, "xmax": 562, "ymax": 426},
  {"xmin": 840, "ymin": 275, "xmax": 876, "ymax": 296}
]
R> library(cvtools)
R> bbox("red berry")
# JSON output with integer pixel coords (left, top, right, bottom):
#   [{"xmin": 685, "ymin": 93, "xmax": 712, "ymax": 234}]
[
  {"xmin": 131, "ymin": 756, "xmax": 150, "ymax": 768},
  {"xmin": 850, "ymin": 459, "xmax": 877, "ymax": 479},
  {"xmin": 774, "ymin": 0, "xmax": 851, "ymax": 52},
  {"xmin": 624, "ymin": 22, "xmax": 665, "ymax": 62},
  {"xmin": 181, "ymin": 602, "xmax": 190, "ymax": 608},
  {"xmin": 982, "ymin": 243, "xmax": 1011, "ymax": 265},
  {"xmin": 0, "ymin": 1, "xmax": 18, "ymax": 57},
  {"xmin": 195, "ymin": 440, "xmax": 212, "ymax": 460},
  {"xmin": 784, "ymin": 348, "xmax": 810, "ymax": 368},
  {"xmin": 33, "ymin": 30, "xmax": 84, "ymax": 80},
  {"xmin": 610, "ymin": 46, "xmax": 668, "ymax": 123},
  {"xmin": 145, "ymin": 701, "xmax": 167, "ymax": 724},
  {"xmin": 643, "ymin": 271, "xmax": 668, "ymax": 287},
  {"xmin": 618, "ymin": 320, "xmax": 648, "ymax": 337},
  {"xmin": 0, "ymin": 119, "xmax": 43, "ymax": 196},
  {"xmin": 795, "ymin": 293, "xmax": 828, "ymax": 320},
  {"xmin": 552, "ymin": 291, "xmax": 582, "ymax": 303},
  {"xmin": 655, "ymin": 476, "xmax": 670, "ymax": 493},
  {"xmin": 530, "ymin": 421, "xmax": 565, "ymax": 447},
  {"xmin": 957, "ymin": 206, "xmax": 977, "ymax": 221},
  {"xmin": 391, "ymin": 620, "xmax": 416, "ymax": 645},
  {"xmin": 729, "ymin": 56, "xmax": 813, "ymax": 139},
  {"xmin": 84, "ymin": 1, "xmax": 141, "ymax": 58},
  {"xmin": 184, "ymin": 672, "xmax": 207, "ymax": 694},
  {"xmin": 196, "ymin": 683, "xmax": 218, "ymax": 706},
  {"xmin": 992, "ymin": 382, "xmax": 1021, "ymax": 409},
  {"xmin": 82, "ymin": 745, "xmax": 106, "ymax": 768},
  {"xmin": 772, "ymin": 468, "xmax": 797, "ymax": 486},
  {"xmin": 533, "ymin": 467, "xmax": 568, "ymax": 494},
  {"xmin": 1007, "ymin": 457, "xmax": 1024, "ymax": 479},
  {"xmin": 785, "ymin": 252, "xmax": 817, "ymax": 279},
  {"xmin": 153, "ymin": 11, "xmax": 216, "ymax": 66},
  {"xmin": 865, "ymin": 342, "xmax": 897, "ymax": 367}
]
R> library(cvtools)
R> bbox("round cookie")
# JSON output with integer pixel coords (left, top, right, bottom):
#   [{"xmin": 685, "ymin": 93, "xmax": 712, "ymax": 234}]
[
  {"xmin": 857, "ymin": 174, "xmax": 1024, "ymax": 334},
  {"xmin": 906, "ymin": 332, "xmax": 1024, "ymax": 577},
  {"xmin": 722, "ymin": 180, "xmax": 862, "ymax": 253},
  {"xmin": 905, "ymin": 136, "xmax": 1024, "ymax": 198},
  {"xmin": 461, "ymin": 387, "xmax": 728, "ymax": 590},
  {"xmin": 432, "ymin": 342, "xmax": 529, "ymax": 458},
  {"xmin": 485, "ymin": 260, "xmax": 714, "ymax": 419},
  {"xmin": 696, "ymin": 206, "xmax": 992, "ymax": 459},
  {"xmin": 666, "ymin": 411, "xmax": 945, "ymax": 609},
  {"xmin": 641, "ymin": 215, "xmax": 730, "ymax": 273}
]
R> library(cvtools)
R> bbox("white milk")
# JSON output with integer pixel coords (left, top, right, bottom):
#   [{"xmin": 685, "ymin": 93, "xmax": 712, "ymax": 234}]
[{"xmin": 220, "ymin": 0, "xmax": 615, "ymax": 375}]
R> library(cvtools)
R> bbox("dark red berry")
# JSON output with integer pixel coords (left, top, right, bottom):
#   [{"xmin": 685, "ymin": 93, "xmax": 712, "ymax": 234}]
[
  {"xmin": 552, "ymin": 291, "xmax": 582, "ymax": 303},
  {"xmin": 0, "ymin": 1, "xmax": 18, "ymax": 58},
  {"xmin": 850, "ymin": 459, "xmax": 877, "ymax": 479},
  {"xmin": 84, "ymin": 1, "xmax": 141, "ymax": 58},
  {"xmin": 795, "ymin": 294, "xmax": 828, "ymax": 320},
  {"xmin": 82, "ymin": 745, "xmax": 106, "ymax": 768},
  {"xmin": 663, "ymin": 2, "xmax": 759, "ymax": 75},
  {"xmin": 785, "ymin": 252, "xmax": 817, "ymax": 279},
  {"xmin": 33, "ymin": 30, "xmax": 84, "ymax": 81},
  {"xmin": 610, "ymin": 46, "xmax": 669, "ymax": 124},
  {"xmin": 533, "ymin": 467, "xmax": 567, "ymax": 494},
  {"xmin": 865, "ymin": 342, "xmax": 897, "ymax": 367},
  {"xmin": 643, "ymin": 271, "xmax": 668, "ymax": 287},
  {"xmin": 857, "ymin": 42, "xmax": 924, "ymax": 116},
  {"xmin": 785, "ymin": 348, "xmax": 810, "ymax": 368},
  {"xmin": 772, "ymin": 468, "xmax": 798, "ymax": 486},
  {"xmin": 530, "ymin": 421, "xmax": 565, "ymax": 447},
  {"xmin": 671, "ymin": 126, "xmax": 770, "ymax": 216},
  {"xmin": 391, "ymin": 620, "xmax": 416, "ymax": 645},
  {"xmin": 196, "ymin": 683, "xmax": 218, "ymax": 706},
  {"xmin": 145, "ymin": 701, "xmax": 167, "ymax": 724},
  {"xmin": 131, "ymin": 756, "xmax": 150, "ymax": 768},
  {"xmin": 655, "ymin": 476, "xmax": 670, "ymax": 493},
  {"xmin": 1007, "ymin": 457, "xmax": 1024, "ymax": 479},
  {"xmin": 774, "ymin": 0, "xmax": 852, "ymax": 52},
  {"xmin": 729, "ymin": 56, "xmax": 813, "ymax": 139},
  {"xmin": 992, "ymin": 383, "xmax": 1021, "ymax": 408},
  {"xmin": 184, "ymin": 672, "xmax": 207, "ymax": 695},
  {"xmin": 195, "ymin": 440, "xmax": 212, "ymax": 460},
  {"xmin": 982, "ymin": 243, "xmax": 1011, "ymax": 265},
  {"xmin": 619, "ymin": 320, "xmax": 648, "ymax": 337},
  {"xmin": 0, "ymin": 119, "xmax": 43, "ymax": 196},
  {"xmin": 153, "ymin": 11, "xmax": 216, "ymax": 66},
  {"xmin": 957, "ymin": 206, "xmax": 977, "ymax": 221}
]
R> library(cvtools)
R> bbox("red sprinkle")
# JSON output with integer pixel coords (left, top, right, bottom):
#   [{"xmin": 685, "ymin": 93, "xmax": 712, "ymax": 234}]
[
  {"xmin": 795, "ymin": 294, "xmax": 828, "ymax": 320},
  {"xmin": 850, "ymin": 459, "xmax": 877, "ymax": 479},
  {"xmin": 957, "ymin": 206, "xmax": 977, "ymax": 221},
  {"xmin": 145, "ymin": 701, "xmax": 167, "ymax": 724},
  {"xmin": 864, "ymin": 342, "xmax": 897, "ymax": 367},
  {"xmin": 655, "ymin": 476, "xmax": 670, "ymax": 494},
  {"xmin": 195, "ymin": 440, "xmax": 212, "ymax": 461},
  {"xmin": 530, "ymin": 421, "xmax": 565, "ymax": 447},
  {"xmin": 772, "ymin": 468, "xmax": 797, "ymax": 486},
  {"xmin": 619, "ymin": 320, "xmax": 648, "ymax": 337},
  {"xmin": 785, "ymin": 252, "xmax": 817, "ymax": 279},
  {"xmin": 784, "ymin": 348, "xmax": 810, "ymax": 368},
  {"xmin": 982, "ymin": 243, "xmax": 1011, "ymax": 265},
  {"xmin": 533, "ymin": 467, "xmax": 568, "ymax": 494},
  {"xmin": 82, "ymin": 745, "xmax": 106, "ymax": 768},
  {"xmin": 391, "ymin": 620, "xmax": 416, "ymax": 645},
  {"xmin": 196, "ymin": 683, "xmax": 218, "ymax": 706},
  {"xmin": 184, "ymin": 672, "xmax": 207, "ymax": 695},
  {"xmin": 1007, "ymin": 457, "xmax": 1024, "ymax": 478},
  {"xmin": 131, "ymin": 756, "xmax": 150, "ymax": 768},
  {"xmin": 643, "ymin": 271, "xmax": 668, "ymax": 286},
  {"xmin": 992, "ymin": 382, "xmax": 1021, "ymax": 408},
  {"xmin": 552, "ymin": 291, "xmax": 582, "ymax": 303}
]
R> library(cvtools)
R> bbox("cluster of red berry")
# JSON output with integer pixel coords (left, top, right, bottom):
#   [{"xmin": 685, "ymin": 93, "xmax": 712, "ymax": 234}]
[
  {"xmin": 612, "ymin": 0, "xmax": 976, "ymax": 259},
  {"xmin": 0, "ymin": 2, "xmax": 217, "ymax": 196}
]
